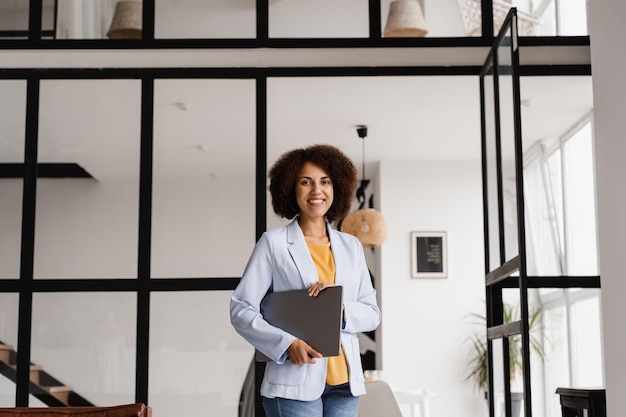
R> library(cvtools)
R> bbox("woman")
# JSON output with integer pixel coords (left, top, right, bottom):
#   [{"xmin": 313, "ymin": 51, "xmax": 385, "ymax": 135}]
[{"xmin": 230, "ymin": 144, "xmax": 381, "ymax": 417}]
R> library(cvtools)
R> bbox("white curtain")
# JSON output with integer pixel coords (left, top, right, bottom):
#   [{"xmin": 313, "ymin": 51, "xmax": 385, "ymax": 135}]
[{"xmin": 56, "ymin": 0, "xmax": 116, "ymax": 39}]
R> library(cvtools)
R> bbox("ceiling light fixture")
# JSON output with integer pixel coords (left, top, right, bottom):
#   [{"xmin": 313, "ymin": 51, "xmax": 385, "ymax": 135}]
[
  {"xmin": 339, "ymin": 125, "xmax": 388, "ymax": 248},
  {"xmin": 384, "ymin": 0, "xmax": 428, "ymax": 38},
  {"xmin": 107, "ymin": 1, "xmax": 142, "ymax": 40}
]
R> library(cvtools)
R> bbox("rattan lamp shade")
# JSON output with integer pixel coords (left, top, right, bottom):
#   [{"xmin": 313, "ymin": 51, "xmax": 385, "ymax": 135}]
[
  {"xmin": 384, "ymin": 0, "xmax": 428, "ymax": 37},
  {"xmin": 107, "ymin": 1, "xmax": 142, "ymax": 39},
  {"xmin": 340, "ymin": 208, "xmax": 388, "ymax": 248}
]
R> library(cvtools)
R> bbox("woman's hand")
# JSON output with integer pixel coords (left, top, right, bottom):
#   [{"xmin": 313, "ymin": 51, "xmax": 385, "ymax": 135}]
[
  {"xmin": 287, "ymin": 339, "xmax": 322, "ymax": 364},
  {"xmin": 308, "ymin": 281, "xmax": 334, "ymax": 297}
]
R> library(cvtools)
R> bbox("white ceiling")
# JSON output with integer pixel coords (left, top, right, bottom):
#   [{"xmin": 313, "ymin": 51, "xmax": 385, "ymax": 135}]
[
  {"xmin": 0, "ymin": 75, "xmax": 593, "ymax": 181},
  {"xmin": 0, "ymin": 0, "xmax": 594, "ymax": 181}
]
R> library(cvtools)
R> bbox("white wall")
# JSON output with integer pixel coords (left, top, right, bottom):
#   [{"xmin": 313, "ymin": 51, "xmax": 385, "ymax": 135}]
[
  {"xmin": 379, "ymin": 160, "xmax": 486, "ymax": 417},
  {"xmin": 588, "ymin": 0, "xmax": 626, "ymax": 415}
]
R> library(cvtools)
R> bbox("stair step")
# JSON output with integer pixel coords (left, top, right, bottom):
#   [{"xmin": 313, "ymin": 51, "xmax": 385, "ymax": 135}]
[
  {"xmin": 0, "ymin": 344, "xmax": 12, "ymax": 363},
  {"xmin": 43, "ymin": 386, "xmax": 72, "ymax": 404},
  {"xmin": 8, "ymin": 364, "xmax": 43, "ymax": 384},
  {"xmin": 29, "ymin": 365, "xmax": 43, "ymax": 384}
]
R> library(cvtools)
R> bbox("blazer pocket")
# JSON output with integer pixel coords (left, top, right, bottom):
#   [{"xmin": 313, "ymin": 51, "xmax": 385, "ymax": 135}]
[
  {"xmin": 265, "ymin": 361, "xmax": 308, "ymax": 386},
  {"xmin": 345, "ymin": 336, "xmax": 365, "ymax": 382}
]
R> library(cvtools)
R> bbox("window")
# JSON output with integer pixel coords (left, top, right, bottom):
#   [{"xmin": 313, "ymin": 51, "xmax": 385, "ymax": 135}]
[{"xmin": 523, "ymin": 112, "xmax": 603, "ymax": 417}]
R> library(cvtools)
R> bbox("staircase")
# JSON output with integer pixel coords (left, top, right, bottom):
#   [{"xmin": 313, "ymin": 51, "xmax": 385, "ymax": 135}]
[{"xmin": 0, "ymin": 341, "xmax": 94, "ymax": 406}]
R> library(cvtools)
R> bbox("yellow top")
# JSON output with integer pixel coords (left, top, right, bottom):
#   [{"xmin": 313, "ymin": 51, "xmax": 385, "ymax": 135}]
[{"xmin": 307, "ymin": 242, "xmax": 349, "ymax": 386}]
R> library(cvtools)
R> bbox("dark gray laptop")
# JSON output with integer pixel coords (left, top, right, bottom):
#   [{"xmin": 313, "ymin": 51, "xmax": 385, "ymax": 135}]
[{"xmin": 255, "ymin": 286, "xmax": 343, "ymax": 362}]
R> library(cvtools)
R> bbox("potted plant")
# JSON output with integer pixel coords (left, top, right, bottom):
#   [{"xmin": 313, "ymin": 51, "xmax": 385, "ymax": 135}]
[{"xmin": 465, "ymin": 303, "xmax": 545, "ymax": 415}]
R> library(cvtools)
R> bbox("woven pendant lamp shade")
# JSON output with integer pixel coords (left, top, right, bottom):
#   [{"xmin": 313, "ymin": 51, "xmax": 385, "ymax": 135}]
[
  {"xmin": 384, "ymin": 0, "xmax": 428, "ymax": 37},
  {"xmin": 341, "ymin": 208, "xmax": 388, "ymax": 248},
  {"xmin": 107, "ymin": 1, "xmax": 142, "ymax": 39}
]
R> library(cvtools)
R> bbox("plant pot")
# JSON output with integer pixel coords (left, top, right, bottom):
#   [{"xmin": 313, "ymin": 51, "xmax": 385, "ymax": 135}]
[
  {"xmin": 486, "ymin": 391, "xmax": 523, "ymax": 417},
  {"xmin": 511, "ymin": 392, "xmax": 523, "ymax": 417}
]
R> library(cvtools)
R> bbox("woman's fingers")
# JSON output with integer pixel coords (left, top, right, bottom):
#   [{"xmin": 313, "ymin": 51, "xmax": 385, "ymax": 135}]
[
  {"xmin": 308, "ymin": 281, "xmax": 333, "ymax": 297},
  {"xmin": 287, "ymin": 339, "xmax": 322, "ymax": 364}
]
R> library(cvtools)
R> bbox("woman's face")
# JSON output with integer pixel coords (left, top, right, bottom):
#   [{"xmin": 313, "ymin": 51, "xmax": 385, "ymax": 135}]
[{"xmin": 295, "ymin": 161, "xmax": 334, "ymax": 220}]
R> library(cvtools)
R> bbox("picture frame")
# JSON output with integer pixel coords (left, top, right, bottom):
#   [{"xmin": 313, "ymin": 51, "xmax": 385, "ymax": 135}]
[{"xmin": 410, "ymin": 231, "xmax": 447, "ymax": 278}]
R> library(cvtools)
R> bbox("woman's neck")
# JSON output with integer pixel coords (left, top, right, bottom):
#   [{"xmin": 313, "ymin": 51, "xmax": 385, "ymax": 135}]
[{"xmin": 299, "ymin": 216, "xmax": 329, "ymax": 244}]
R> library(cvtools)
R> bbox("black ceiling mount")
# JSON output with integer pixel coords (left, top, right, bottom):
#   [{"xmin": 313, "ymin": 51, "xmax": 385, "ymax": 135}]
[{"xmin": 356, "ymin": 125, "xmax": 368, "ymax": 138}]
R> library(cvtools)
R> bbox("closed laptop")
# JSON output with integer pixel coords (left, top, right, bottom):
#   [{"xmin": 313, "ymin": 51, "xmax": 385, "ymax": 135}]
[{"xmin": 255, "ymin": 286, "xmax": 343, "ymax": 362}]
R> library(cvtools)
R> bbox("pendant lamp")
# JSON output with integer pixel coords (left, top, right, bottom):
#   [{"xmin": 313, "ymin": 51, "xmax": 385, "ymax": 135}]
[
  {"xmin": 384, "ymin": 0, "xmax": 428, "ymax": 38},
  {"xmin": 340, "ymin": 126, "xmax": 388, "ymax": 248},
  {"xmin": 107, "ymin": 1, "xmax": 142, "ymax": 39}
]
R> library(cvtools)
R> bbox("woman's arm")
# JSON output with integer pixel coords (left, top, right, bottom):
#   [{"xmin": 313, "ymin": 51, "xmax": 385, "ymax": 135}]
[{"xmin": 230, "ymin": 233, "xmax": 297, "ymax": 363}]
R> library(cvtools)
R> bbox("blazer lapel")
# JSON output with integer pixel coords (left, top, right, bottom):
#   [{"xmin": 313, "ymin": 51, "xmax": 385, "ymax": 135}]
[
  {"xmin": 286, "ymin": 218, "xmax": 318, "ymax": 288},
  {"xmin": 328, "ymin": 227, "xmax": 345, "ymax": 287}
]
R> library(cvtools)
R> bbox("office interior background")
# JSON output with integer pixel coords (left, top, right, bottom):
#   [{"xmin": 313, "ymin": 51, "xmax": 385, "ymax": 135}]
[{"xmin": 1, "ymin": 0, "xmax": 624, "ymax": 416}]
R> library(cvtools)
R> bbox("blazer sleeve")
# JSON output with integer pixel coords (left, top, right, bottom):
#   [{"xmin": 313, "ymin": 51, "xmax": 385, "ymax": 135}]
[
  {"xmin": 341, "ymin": 235, "xmax": 381, "ymax": 335},
  {"xmin": 229, "ymin": 233, "xmax": 297, "ymax": 363}
]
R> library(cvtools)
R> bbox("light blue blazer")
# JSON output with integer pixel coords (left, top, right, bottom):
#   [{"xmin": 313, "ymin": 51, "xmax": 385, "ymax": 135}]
[{"xmin": 230, "ymin": 218, "xmax": 381, "ymax": 401}]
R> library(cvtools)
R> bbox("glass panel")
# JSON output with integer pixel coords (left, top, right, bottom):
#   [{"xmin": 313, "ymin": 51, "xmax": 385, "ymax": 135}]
[
  {"xmin": 558, "ymin": 0, "xmax": 588, "ymax": 36},
  {"xmin": 0, "ymin": 293, "xmax": 18, "ymax": 352},
  {"xmin": 31, "ymin": 292, "xmax": 136, "ymax": 406},
  {"xmin": 502, "ymin": 289, "xmax": 521, "ymax": 324},
  {"xmin": 496, "ymin": 22, "xmax": 520, "ymax": 263},
  {"xmin": 497, "ymin": 1, "xmax": 540, "ymax": 37},
  {"xmin": 569, "ymin": 289, "xmax": 603, "ymax": 386},
  {"xmin": 523, "ymin": 156, "xmax": 562, "ymax": 276},
  {"xmin": 0, "ymin": 0, "xmax": 54, "ymax": 39},
  {"xmin": 0, "ymin": 371, "xmax": 17, "ymax": 407},
  {"xmin": 0, "ymin": 293, "xmax": 18, "ymax": 407},
  {"xmin": 41, "ymin": 0, "xmax": 55, "ymax": 39},
  {"xmin": 520, "ymin": 76, "xmax": 595, "ymax": 276},
  {"xmin": 0, "ymin": 80, "xmax": 26, "ymax": 279},
  {"xmin": 497, "ymin": 0, "xmax": 589, "ymax": 37},
  {"xmin": 55, "ymin": 0, "xmax": 116, "ymax": 40},
  {"xmin": 271, "ymin": 0, "xmax": 368, "ymax": 38},
  {"xmin": 534, "ymin": 0, "xmax": 557, "ymax": 36},
  {"xmin": 155, "ymin": 0, "xmax": 255, "ymax": 39},
  {"xmin": 483, "ymin": 69, "xmax": 502, "ymax": 271},
  {"xmin": 0, "ymin": 0, "xmax": 29, "ymax": 39},
  {"xmin": 509, "ymin": 334, "xmax": 525, "ymax": 417},
  {"xmin": 528, "ymin": 288, "xmax": 547, "ymax": 417},
  {"xmin": 149, "ymin": 291, "xmax": 253, "ymax": 417},
  {"xmin": 151, "ymin": 79, "xmax": 256, "ymax": 278},
  {"xmin": 547, "ymin": 149, "xmax": 564, "ymax": 269},
  {"xmin": 562, "ymin": 122, "xmax": 598, "ymax": 276},
  {"xmin": 34, "ymin": 79, "xmax": 141, "ymax": 279},
  {"xmin": 491, "ymin": 338, "xmax": 506, "ymax": 416},
  {"xmin": 541, "ymin": 302, "xmax": 568, "ymax": 417}
]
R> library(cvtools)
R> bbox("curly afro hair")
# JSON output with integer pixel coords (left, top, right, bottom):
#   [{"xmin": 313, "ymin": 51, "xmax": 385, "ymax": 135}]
[{"xmin": 269, "ymin": 144, "xmax": 357, "ymax": 223}]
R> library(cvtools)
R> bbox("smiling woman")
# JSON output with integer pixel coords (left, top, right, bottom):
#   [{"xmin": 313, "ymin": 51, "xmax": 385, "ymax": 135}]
[{"xmin": 231, "ymin": 143, "xmax": 380, "ymax": 417}]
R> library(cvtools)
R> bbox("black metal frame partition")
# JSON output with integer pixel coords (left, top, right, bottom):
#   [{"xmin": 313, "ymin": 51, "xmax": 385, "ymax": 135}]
[
  {"xmin": 1, "ymin": 0, "xmax": 591, "ymax": 49},
  {"xmin": 480, "ymin": 10, "xmax": 528, "ymax": 417},
  {"xmin": 0, "ymin": 65, "xmax": 481, "ymax": 412},
  {"xmin": 479, "ymin": 9, "xmax": 601, "ymax": 417},
  {"xmin": 0, "ymin": 1, "xmax": 595, "ymax": 416}
]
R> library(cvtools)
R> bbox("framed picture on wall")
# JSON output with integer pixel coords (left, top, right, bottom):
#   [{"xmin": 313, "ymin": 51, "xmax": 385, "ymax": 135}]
[{"xmin": 410, "ymin": 231, "xmax": 447, "ymax": 278}]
